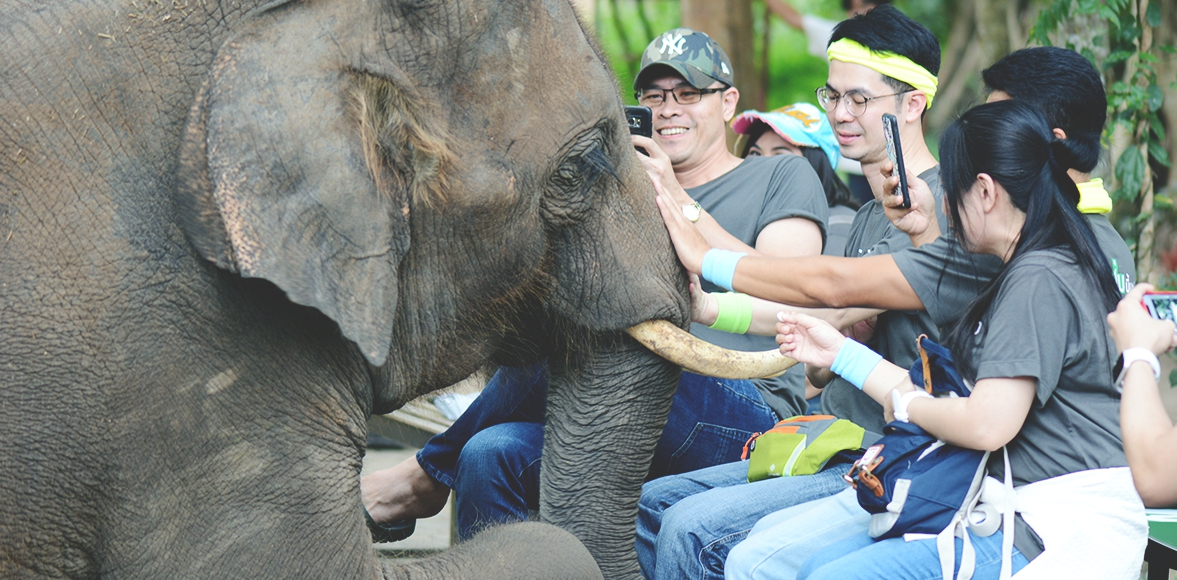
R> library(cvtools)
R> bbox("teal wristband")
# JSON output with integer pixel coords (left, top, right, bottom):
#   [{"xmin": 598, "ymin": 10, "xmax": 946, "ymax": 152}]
[
  {"xmin": 701, "ymin": 249, "xmax": 746, "ymax": 292},
  {"xmin": 708, "ymin": 293, "xmax": 753, "ymax": 334},
  {"xmin": 829, "ymin": 338, "xmax": 883, "ymax": 390}
]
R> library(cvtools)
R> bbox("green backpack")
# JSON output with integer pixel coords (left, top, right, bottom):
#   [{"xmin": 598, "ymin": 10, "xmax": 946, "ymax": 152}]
[{"xmin": 741, "ymin": 415, "xmax": 877, "ymax": 482}]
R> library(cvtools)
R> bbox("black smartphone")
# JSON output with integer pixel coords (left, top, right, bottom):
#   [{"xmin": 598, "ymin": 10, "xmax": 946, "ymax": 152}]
[
  {"xmin": 1143, "ymin": 292, "xmax": 1177, "ymax": 323},
  {"xmin": 882, "ymin": 113, "xmax": 911, "ymax": 209},
  {"xmin": 625, "ymin": 105, "xmax": 652, "ymax": 156}
]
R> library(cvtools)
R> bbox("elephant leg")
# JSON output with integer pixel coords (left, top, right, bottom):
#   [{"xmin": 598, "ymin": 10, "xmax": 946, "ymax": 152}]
[
  {"xmin": 542, "ymin": 332, "xmax": 680, "ymax": 579},
  {"xmin": 382, "ymin": 521, "xmax": 602, "ymax": 580}
]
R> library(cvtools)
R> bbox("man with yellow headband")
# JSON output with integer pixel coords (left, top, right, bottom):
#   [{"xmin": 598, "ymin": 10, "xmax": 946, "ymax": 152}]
[{"xmin": 636, "ymin": 7, "xmax": 947, "ymax": 580}]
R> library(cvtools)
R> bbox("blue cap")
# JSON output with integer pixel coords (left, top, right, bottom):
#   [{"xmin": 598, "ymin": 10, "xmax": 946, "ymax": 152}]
[{"xmin": 731, "ymin": 103, "xmax": 840, "ymax": 171}]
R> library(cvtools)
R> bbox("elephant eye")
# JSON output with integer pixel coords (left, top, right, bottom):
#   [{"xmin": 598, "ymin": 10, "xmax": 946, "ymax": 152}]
[{"xmin": 542, "ymin": 129, "xmax": 618, "ymax": 227}]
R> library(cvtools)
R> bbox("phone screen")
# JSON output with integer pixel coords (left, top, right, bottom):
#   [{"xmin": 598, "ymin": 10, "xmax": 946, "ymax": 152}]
[
  {"xmin": 1143, "ymin": 293, "xmax": 1177, "ymax": 323},
  {"xmin": 882, "ymin": 113, "xmax": 911, "ymax": 209}
]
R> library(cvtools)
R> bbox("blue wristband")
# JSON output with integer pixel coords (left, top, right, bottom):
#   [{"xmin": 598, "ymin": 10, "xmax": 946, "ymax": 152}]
[
  {"xmin": 829, "ymin": 338, "xmax": 883, "ymax": 390},
  {"xmin": 701, "ymin": 249, "xmax": 746, "ymax": 292}
]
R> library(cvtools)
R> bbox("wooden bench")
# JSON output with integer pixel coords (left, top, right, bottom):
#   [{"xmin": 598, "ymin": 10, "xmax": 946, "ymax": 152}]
[{"xmin": 1148, "ymin": 509, "xmax": 1177, "ymax": 580}]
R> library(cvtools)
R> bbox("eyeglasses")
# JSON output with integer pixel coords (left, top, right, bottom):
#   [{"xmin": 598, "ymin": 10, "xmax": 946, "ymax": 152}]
[
  {"xmin": 636, "ymin": 86, "xmax": 727, "ymax": 107},
  {"xmin": 815, "ymin": 87, "xmax": 909, "ymax": 117}
]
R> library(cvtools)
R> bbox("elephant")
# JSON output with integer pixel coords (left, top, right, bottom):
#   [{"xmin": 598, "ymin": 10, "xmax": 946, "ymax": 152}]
[{"xmin": 0, "ymin": 0, "xmax": 794, "ymax": 577}]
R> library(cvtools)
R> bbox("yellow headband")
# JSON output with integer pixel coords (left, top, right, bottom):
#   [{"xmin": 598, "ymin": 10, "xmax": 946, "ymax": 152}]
[{"xmin": 827, "ymin": 38, "xmax": 938, "ymax": 108}]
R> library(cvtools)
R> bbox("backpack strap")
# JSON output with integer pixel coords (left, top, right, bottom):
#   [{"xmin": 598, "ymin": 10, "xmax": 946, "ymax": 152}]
[{"xmin": 935, "ymin": 448, "xmax": 991, "ymax": 580}]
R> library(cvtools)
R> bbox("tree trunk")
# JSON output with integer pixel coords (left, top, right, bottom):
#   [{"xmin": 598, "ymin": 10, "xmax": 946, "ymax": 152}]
[{"xmin": 682, "ymin": 0, "xmax": 761, "ymax": 150}]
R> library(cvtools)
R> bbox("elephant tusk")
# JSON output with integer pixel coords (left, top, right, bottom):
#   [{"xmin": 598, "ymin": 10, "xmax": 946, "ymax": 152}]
[{"xmin": 626, "ymin": 320, "xmax": 798, "ymax": 379}]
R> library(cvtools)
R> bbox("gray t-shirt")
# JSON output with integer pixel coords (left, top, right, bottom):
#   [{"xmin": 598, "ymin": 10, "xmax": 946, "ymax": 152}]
[
  {"xmin": 689, "ymin": 154, "xmax": 829, "ymax": 419},
  {"xmin": 820, "ymin": 167, "xmax": 945, "ymax": 433},
  {"xmin": 893, "ymin": 210, "xmax": 1135, "ymax": 329},
  {"xmin": 965, "ymin": 249, "xmax": 1126, "ymax": 487},
  {"xmin": 823, "ymin": 204, "xmax": 857, "ymax": 258},
  {"xmin": 962, "ymin": 248, "xmax": 1126, "ymax": 559}
]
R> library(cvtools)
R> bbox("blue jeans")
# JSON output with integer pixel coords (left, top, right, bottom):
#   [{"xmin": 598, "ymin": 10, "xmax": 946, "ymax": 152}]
[
  {"xmin": 416, "ymin": 362, "xmax": 779, "ymax": 540},
  {"xmin": 636, "ymin": 460, "xmax": 849, "ymax": 580},
  {"xmin": 725, "ymin": 489, "xmax": 868, "ymax": 580},
  {"xmin": 799, "ymin": 529, "xmax": 1028, "ymax": 580}
]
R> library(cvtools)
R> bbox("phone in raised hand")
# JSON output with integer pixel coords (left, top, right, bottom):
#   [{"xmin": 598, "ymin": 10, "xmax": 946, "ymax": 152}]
[
  {"xmin": 882, "ymin": 113, "xmax": 910, "ymax": 209},
  {"xmin": 625, "ymin": 105, "xmax": 652, "ymax": 156}
]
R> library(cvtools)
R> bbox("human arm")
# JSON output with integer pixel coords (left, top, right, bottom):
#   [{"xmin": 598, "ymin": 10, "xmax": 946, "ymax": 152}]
[
  {"xmin": 776, "ymin": 311, "xmax": 1035, "ymax": 450},
  {"xmin": 1108, "ymin": 284, "xmax": 1177, "ymax": 507},
  {"xmin": 637, "ymin": 137, "xmax": 823, "ymax": 258},
  {"xmin": 655, "ymin": 192, "xmax": 926, "ymax": 311},
  {"xmin": 692, "ymin": 280, "xmax": 881, "ymax": 336},
  {"xmin": 763, "ymin": 0, "xmax": 804, "ymax": 30}
]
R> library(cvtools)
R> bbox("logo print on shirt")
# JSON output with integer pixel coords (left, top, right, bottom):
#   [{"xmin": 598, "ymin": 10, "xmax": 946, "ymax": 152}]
[{"xmin": 660, "ymin": 33, "xmax": 686, "ymax": 56}]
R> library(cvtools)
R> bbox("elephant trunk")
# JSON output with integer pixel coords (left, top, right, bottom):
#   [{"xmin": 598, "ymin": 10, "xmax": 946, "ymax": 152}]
[{"xmin": 541, "ymin": 331, "xmax": 679, "ymax": 579}]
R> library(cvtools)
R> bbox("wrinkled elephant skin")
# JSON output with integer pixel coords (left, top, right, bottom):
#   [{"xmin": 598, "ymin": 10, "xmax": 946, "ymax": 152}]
[{"xmin": 0, "ymin": 0, "xmax": 687, "ymax": 578}]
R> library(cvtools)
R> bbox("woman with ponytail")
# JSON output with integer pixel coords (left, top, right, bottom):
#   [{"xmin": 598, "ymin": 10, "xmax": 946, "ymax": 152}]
[{"xmin": 769, "ymin": 99, "xmax": 1146, "ymax": 579}]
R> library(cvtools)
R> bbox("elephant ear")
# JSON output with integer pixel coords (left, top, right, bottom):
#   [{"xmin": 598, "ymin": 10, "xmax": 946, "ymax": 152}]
[{"xmin": 177, "ymin": 8, "xmax": 448, "ymax": 367}]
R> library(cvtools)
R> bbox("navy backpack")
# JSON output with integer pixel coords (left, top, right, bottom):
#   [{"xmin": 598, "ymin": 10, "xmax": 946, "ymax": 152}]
[{"xmin": 845, "ymin": 335, "xmax": 990, "ymax": 540}]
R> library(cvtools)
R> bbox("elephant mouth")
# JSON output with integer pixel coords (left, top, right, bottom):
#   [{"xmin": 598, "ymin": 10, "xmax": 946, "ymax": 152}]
[{"xmin": 626, "ymin": 320, "xmax": 798, "ymax": 379}]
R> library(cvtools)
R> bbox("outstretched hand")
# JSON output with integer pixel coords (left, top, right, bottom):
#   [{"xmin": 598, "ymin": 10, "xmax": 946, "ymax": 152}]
[
  {"xmin": 1108, "ymin": 284, "xmax": 1177, "ymax": 356},
  {"xmin": 689, "ymin": 273, "xmax": 718, "ymax": 326},
  {"xmin": 655, "ymin": 185, "xmax": 711, "ymax": 275},
  {"xmin": 775, "ymin": 311, "xmax": 845, "ymax": 368},
  {"xmin": 632, "ymin": 134, "xmax": 694, "ymax": 207},
  {"xmin": 880, "ymin": 160, "xmax": 940, "ymax": 246}
]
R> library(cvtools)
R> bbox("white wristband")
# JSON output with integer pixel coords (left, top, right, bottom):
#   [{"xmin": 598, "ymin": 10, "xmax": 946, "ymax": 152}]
[
  {"xmin": 891, "ymin": 389, "xmax": 933, "ymax": 423},
  {"xmin": 1114, "ymin": 347, "xmax": 1161, "ymax": 392}
]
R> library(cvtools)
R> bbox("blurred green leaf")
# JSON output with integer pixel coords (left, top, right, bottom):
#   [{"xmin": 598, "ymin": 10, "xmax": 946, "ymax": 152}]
[
  {"xmin": 1147, "ymin": 84, "xmax": 1165, "ymax": 111},
  {"xmin": 1106, "ymin": 49, "xmax": 1134, "ymax": 65},
  {"xmin": 1150, "ymin": 140, "xmax": 1172, "ymax": 167},
  {"xmin": 1147, "ymin": 3, "xmax": 1161, "ymax": 27},
  {"xmin": 1116, "ymin": 146, "xmax": 1145, "ymax": 199}
]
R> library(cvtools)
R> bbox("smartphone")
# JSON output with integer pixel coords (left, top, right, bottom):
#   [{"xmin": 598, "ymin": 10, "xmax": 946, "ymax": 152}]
[
  {"xmin": 882, "ymin": 113, "xmax": 911, "ymax": 209},
  {"xmin": 625, "ymin": 105, "xmax": 652, "ymax": 156},
  {"xmin": 1142, "ymin": 291, "xmax": 1177, "ymax": 323}
]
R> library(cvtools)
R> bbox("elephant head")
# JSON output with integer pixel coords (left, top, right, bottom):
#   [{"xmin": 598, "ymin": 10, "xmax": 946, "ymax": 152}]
[
  {"xmin": 0, "ymin": 0, "xmax": 790, "ymax": 578},
  {"xmin": 171, "ymin": 0, "xmax": 704, "ymax": 576}
]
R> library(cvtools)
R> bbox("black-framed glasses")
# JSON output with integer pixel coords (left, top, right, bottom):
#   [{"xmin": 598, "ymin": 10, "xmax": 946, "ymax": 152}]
[
  {"xmin": 636, "ymin": 86, "xmax": 727, "ymax": 107},
  {"xmin": 815, "ymin": 86, "xmax": 909, "ymax": 117}
]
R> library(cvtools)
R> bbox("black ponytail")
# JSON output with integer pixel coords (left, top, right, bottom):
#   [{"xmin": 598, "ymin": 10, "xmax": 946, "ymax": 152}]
[{"xmin": 942, "ymin": 100, "xmax": 1120, "ymax": 378}]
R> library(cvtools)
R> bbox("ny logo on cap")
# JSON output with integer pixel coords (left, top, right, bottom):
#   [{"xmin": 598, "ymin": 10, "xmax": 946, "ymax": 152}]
[{"xmin": 660, "ymin": 33, "xmax": 686, "ymax": 57}]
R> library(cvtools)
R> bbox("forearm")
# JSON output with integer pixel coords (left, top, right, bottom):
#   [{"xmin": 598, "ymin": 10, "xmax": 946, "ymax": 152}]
[
  {"xmin": 904, "ymin": 396, "xmax": 1007, "ymax": 451},
  {"xmin": 732, "ymin": 254, "xmax": 925, "ymax": 311},
  {"xmin": 695, "ymin": 213, "xmax": 761, "ymax": 256},
  {"xmin": 764, "ymin": 0, "xmax": 804, "ymax": 29},
  {"xmin": 1120, "ymin": 364, "xmax": 1177, "ymax": 507}
]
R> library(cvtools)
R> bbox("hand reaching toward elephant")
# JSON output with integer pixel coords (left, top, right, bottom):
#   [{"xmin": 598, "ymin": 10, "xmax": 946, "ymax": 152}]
[
  {"xmin": 689, "ymin": 273, "xmax": 719, "ymax": 326},
  {"xmin": 654, "ymin": 189, "xmax": 711, "ymax": 274},
  {"xmin": 631, "ymin": 134, "xmax": 694, "ymax": 208},
  {"xmin": 774, "ymin": 311, "xmax": 845, "ymax": 369}
]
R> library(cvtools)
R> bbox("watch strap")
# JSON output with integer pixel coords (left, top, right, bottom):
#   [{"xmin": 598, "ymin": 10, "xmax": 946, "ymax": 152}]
[
  {"xmin": 892, "ymin": 389, "xmax": 933, "ymax": 423},
  {"xmin": 1114, "ymin": 347, "xmax": 1161, "ymax": 391}
]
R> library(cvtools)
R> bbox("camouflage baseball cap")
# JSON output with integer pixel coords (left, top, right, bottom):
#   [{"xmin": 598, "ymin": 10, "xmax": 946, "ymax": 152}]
[{"xmin": 634, "ymin": 28, "xmax": 735, "ymax": 91}]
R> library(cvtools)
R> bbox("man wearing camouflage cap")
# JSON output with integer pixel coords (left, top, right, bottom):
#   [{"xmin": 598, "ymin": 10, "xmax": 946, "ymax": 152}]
[
  {"xmin": 359, "ymin": 27, "xmax": 830, "ymax": 547},
  {"xmin": 630, "ymin": 28, "xmax": 829, "ymax": 432}
]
